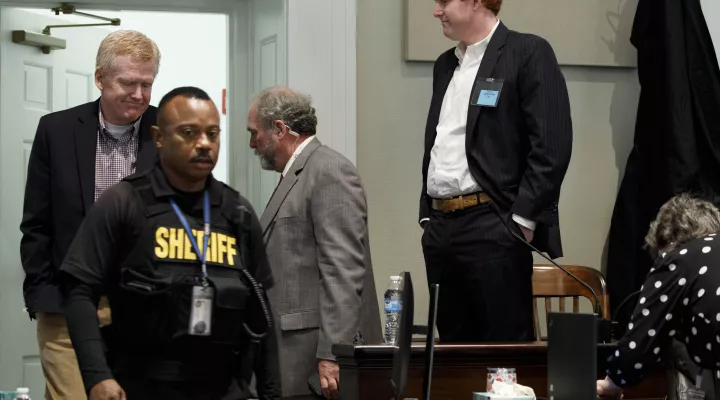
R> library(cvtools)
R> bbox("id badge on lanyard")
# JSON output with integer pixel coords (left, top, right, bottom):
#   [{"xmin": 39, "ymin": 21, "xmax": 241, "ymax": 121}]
[
  {"xmin": 170, "ymin": 191, "xmax": 214, "ymax": 337},
  {"xmin": 682, "ymin": 368, "xmax": 706, "ymax": 400}
]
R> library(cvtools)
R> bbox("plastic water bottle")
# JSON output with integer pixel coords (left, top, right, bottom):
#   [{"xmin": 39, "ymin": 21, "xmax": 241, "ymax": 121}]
[
  {"xmin": 383, "ymin": 275, "xmax": 403, "ymax": 345},
  {"xmin": 14, "ymin": 388, "xmax": 30, "ymax": 400}
]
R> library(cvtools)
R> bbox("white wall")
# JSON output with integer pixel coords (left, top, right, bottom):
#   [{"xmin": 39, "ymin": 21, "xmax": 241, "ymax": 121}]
[
  {"xmin": 701, "ymin": 0, "xmax": 720, "ymax": 60},
  {"xmin": 287, "ymin": 0, "xmax": 357, "ymax": 165},
  {"xmin": 20, "ymin": 8, "xmax": 229, "ymax": 182},
  {"xmin": 246, "ymin": 0, "xmax": 287, "ymax": 210}
]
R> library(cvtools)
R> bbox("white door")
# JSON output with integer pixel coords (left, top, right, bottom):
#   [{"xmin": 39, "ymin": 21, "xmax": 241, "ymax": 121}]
[
  {"xmin": 247, "ymin": 0, "xmax": 287, "ymax": 211},
  {"xmin": 0, "ymin": 7, "xmax": 110, "ymax": 393}
]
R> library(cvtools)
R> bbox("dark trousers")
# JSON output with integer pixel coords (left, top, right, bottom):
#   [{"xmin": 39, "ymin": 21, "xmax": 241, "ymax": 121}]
[
  {"xmin": 116, "ymin": 374, "xmax": 243, "ymax": 400},
  {"xmin": 422, "ymin": 204, "xmax": 534, "ymax": 342},
  {"xmin": 115, "ymin": 365, "xmax": 245, "ymax": 400}
]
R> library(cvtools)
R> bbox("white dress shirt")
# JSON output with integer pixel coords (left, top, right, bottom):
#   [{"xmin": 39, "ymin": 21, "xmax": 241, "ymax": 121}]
[
  {"xmin": 282, "ymin": 135, "xmax": 316, "ymax": 177},
  {"xmin": 424, "ymin": 19, "xmax": 535, "ymax": 230}
]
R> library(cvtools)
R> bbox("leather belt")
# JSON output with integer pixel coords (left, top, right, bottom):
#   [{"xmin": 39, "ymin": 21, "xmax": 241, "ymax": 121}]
[{"xmin": 431, "ymin": 192, "xmax": 492, "ymax": 213}]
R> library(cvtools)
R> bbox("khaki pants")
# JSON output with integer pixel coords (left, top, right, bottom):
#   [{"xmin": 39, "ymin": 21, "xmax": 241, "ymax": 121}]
[{"xmin": 36, "ymin": 297, "xmax": 112, "ymax": 400}]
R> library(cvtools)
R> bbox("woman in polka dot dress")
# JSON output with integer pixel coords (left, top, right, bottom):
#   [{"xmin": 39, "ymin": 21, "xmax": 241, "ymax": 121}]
[{"xmin": 598, "ymin": 194, "xmax": 720, "ymax": 398}]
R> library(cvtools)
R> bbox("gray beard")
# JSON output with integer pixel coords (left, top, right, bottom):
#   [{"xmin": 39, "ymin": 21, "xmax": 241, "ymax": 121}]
[
  {"xmin": 260, "ymin": 154, "xmax": 275, "ymax": 171},
  {"xmin": 255, "ymin": 140, "xmax": 276, "ymax": 171}
]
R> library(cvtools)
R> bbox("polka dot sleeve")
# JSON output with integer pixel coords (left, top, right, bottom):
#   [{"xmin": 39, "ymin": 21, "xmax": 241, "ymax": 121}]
[{"xmin": 606, "ymin": 251, "xmax": 693, "ymax": 387}]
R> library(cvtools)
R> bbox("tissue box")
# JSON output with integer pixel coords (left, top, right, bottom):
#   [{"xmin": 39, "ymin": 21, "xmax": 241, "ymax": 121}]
[
  {"xmin": 473, "ymin": 393, "xmax": 534, "ymax": 400},
  {"xmin": 0, "ymin": 391, "xmax": 17, "ymax": 400}
]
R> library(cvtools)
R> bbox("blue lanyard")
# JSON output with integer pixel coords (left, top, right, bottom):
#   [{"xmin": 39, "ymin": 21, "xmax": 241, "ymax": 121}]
[
  {"xmin": 169, "ymin": 191, "xmax": 211, "ymax": 284},
  {"xmin": 697, "ymin": 368, "xmax": 703, "ymax": 389}
]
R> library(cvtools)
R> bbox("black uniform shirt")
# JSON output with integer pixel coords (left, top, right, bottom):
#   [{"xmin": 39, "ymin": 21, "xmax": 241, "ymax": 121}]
[
  {"xmin": 59, "ymin": 164, "xmax": 276, "ymax": 394},
  {"xmin": 61, "ymin": 164, "xmax": 273, "ymax": 290}
]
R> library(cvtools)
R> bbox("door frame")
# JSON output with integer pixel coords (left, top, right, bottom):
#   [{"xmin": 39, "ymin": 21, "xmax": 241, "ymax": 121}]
[{"xmin": 0, "ymin": 0, "xmax": 358, "ymax": 197}]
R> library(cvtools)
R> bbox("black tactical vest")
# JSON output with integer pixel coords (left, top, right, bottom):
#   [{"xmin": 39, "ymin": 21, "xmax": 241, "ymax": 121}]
[{"xmin": 109, "ymin": 173, "xmax": 252, "ymax": 356}]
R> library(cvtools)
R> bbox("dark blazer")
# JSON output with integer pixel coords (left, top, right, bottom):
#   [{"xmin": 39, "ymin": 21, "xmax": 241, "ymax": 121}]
[
  {"xmin": 419, "ymin": 21, "xmax": 573, "ymax": 258},
  {"xmin": 20, "ymin": 99, "xmax": 157, "ymax": 316}
]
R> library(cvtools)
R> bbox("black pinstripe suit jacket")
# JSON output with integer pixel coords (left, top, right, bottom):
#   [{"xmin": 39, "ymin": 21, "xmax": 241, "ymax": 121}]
[{"xmin": 419, "ymin": 22, "xmax": 573, "ymax": 259}]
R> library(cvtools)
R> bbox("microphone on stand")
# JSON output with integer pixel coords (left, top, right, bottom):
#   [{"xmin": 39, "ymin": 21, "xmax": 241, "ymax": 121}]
[{"xmin": 492, "ymin": 207, "xmax": 611, "ymax": 342}]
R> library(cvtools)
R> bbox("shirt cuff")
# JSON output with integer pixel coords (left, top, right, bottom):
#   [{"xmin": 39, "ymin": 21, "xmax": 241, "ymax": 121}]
[
  {"xmin": 605, "ymin": 375, "xmax": 621, "ymax": 390},
  {"xmin": 419, "ymin": 217, "xmax": 430, "ymax": 225},
  {"xmin": 512, "ymin": 214, "xmax": 536, "ymax": 230}
]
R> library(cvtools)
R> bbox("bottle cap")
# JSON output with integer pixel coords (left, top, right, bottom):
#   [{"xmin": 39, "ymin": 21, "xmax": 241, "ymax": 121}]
[
  {"xmin": 390, "ymin": 275, "xmax": 401, "ymax": 280},
  {"xmin": 16, "ymin": 388, "xmax": 29, "ymax": 394}
]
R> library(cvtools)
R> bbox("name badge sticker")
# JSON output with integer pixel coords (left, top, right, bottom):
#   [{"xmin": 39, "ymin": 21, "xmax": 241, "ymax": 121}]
[{"xmin": 470, "ymin": 77, "xmax": 504, "ymax": 107}]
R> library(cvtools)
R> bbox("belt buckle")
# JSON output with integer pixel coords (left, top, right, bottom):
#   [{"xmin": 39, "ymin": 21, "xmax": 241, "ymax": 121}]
[
  {"xmin": 441, "ymin": 199, "xmax": 450, "ymax": 212},
  {"xmin": 444, "ymin": 196, "xmax": 461, "ymax": 212}
]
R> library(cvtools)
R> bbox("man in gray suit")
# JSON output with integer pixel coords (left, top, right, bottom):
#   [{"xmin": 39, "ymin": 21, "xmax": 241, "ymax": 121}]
[{"xmin": 247, "ymin": 86, "xmax": 381, "ymax": 399}]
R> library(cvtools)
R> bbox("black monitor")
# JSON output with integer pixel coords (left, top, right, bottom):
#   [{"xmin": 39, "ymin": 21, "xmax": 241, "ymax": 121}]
[
  {"xmin": 547, "ymin": 312, "xmax": 597, "ymax": 400},
  {"xmin": 421, "ymin": 283, "xmax": 439, "ymax": 400},
  {"xmin": 390, "ymin": 273, "xmax": 440, "ymax": 400},
  {"xmin": 390, "ymin": 271, "xmax": 414, "ymax": 399}
]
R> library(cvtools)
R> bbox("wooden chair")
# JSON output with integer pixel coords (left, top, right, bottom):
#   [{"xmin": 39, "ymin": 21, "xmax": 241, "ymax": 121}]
[{"xmin": 532, "ymin": 264, "xmax": 610, "ymax": 341}]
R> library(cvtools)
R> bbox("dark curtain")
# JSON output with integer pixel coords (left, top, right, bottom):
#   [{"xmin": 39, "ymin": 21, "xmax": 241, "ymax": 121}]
[{"xmin": 606, "ymin": 0, "xmax": 720, "ymax": 325}]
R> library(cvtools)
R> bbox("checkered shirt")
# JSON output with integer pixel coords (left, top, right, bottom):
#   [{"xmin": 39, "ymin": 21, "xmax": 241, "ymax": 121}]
[{"xmin": 94, "ymin": 108, "xmax": 142, "ymax": 201}]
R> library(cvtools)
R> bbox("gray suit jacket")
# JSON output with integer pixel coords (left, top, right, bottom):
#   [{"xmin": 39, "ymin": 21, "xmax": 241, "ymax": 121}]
[{"xmin": 260, "ymin": 138, "xmax": 382, "ymax": 397}]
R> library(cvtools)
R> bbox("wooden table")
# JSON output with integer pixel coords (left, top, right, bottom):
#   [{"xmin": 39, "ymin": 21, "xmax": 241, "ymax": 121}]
[{"xmin": 333, "ymin": 342, "xmax": 667, "ymax": 399}]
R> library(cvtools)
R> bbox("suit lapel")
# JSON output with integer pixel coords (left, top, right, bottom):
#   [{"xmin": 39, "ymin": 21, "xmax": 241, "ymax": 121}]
[
  {"xmin": 424, "ymin": 52, "xmax": 458, "ymax": 153},
  {"xmin": 75, "ymin": 101, "xmax": 100, "ymax": 213},
  {"xmin": 431, "ymin": 63, "xmax": 456, "ymax": 122},
  {"xmin": 136, "ymin": 106, "xmax": 158, "ymax": 172},
  {"xmin": 466, "ymin": 22, "xmax": 508, "ymax": 133},
  {"xmin": 260, "ymin": 171, "xmax": 298, "ymax": 234},
  {"xmin": 260, "ymin": 138, "xmax": 322, "ymax": 233}
]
